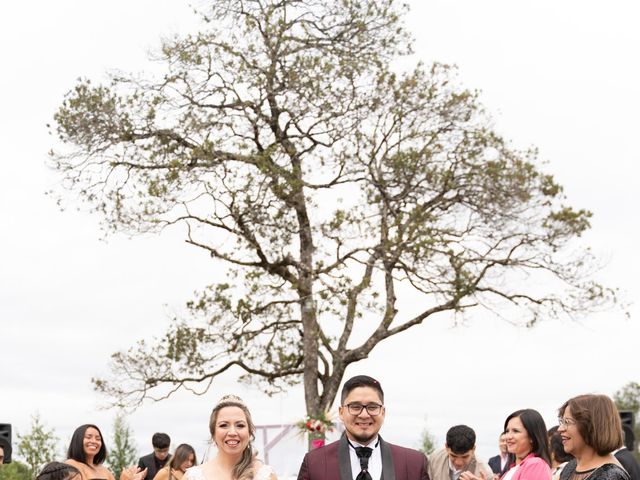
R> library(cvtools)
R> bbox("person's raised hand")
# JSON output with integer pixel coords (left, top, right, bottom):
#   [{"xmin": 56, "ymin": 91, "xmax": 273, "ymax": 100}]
[{"xmin": 120, "ymin": 466, "xmax": 147, "ymax": 480}]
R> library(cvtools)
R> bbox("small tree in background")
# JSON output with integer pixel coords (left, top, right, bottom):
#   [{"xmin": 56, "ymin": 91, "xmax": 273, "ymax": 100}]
[
  {"xmin": 107, "ymin": 411, "xmax": 138, "ymax": 479},
  {"xmin": 614, "ymin": 382, "xmax": 640, "ymax": 413},
  {"xmin": 16, "ymin": 414, "xmax": 58, "ymax": 478},
  {"xmin": 613, "ymin": 381, "xmax": 640, "ymax": 459},
  {"xmin": 418, "ymin": 424, "xmax": 437, "ymax": 455},
  {"xmin": 0, "ymin": 461, "xmax": 31, "ymax": 480}
]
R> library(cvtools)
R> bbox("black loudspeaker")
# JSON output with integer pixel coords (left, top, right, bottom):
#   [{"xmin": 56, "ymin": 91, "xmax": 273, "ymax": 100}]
[
  {"xmin": 0, "ymin": 423, "xmax": 11, "ymax": 463},
  {"xmin": 619, "ymin": 411, "xmax": 635, "ymax": 452}
]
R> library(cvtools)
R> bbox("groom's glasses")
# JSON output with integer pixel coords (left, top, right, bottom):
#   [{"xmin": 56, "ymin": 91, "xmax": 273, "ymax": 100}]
[{"xmin": 344, "ymin": 403, "xmax": 384, "ymax": 416}]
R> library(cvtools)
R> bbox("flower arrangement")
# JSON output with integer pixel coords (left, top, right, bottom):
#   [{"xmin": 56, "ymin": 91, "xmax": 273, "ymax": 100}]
[{"xmin": 297, "ymin": 411, "xmax": 335, "ymax": 435}]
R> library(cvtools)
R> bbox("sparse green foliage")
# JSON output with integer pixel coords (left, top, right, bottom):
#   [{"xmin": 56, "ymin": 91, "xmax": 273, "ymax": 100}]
[
  {"xmin": 107, "ymin": 411, "xmax": 138, "ymax": 479},
  {"xmin": 50, "ymin": 0, "xmax": 615, "ymax": 419},
  {"xmin": 614, "ymin": 382, "xmax": 640, "ymax": 413},
  {"xmin": 0, "ymin": 460, "xmax": 31, "ymax": 480},
  {"xmin": 418, "ymin": 426, "xmax": 436, "ymax": 455},
  {"xmin": 16, "ymin": 414, "xmax": 59, "ymax": 478},
  {"xmin": 614, "ymin": 381, "xmax": 640, "ymax": 459}
]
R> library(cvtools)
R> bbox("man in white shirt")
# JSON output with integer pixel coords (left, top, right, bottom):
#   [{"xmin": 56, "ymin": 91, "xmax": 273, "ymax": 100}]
[{"xmin": 488, "ymin": 433, "xmax": 509, "ymax": 478}]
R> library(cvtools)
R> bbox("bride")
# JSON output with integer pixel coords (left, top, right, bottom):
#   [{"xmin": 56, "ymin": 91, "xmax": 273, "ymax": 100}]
[{"xmin": 185, "ymin": 395, "xmax": 277, "ymax": 480}]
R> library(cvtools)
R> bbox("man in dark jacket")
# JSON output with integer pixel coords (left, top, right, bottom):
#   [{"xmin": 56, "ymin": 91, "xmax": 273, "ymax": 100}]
[
  {"xmin": 614, "ymin": 447, "xmax": 640, "ymax": 480},
  {"xmin": 138, "ymin": 433, "xmax": 171, "ymax": 480},
  {"xmin": 488, "ymin": 433, "xmax": 509, "ymax": 478}
]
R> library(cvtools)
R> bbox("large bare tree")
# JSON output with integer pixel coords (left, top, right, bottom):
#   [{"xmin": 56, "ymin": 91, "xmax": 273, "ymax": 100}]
[{"xmin": 51, "ymin": 0, "xmax": 612, "ymax": 419}]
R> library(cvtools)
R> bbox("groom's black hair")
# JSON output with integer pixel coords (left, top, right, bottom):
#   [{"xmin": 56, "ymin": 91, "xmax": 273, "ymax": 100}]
[{"xmin": 340, "ymin": 375, "xmax": 384, "ymax": 404}]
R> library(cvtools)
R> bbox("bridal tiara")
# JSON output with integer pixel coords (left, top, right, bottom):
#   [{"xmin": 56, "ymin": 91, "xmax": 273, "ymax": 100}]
[{"xmin": 215, "ymin": 394, "xmax": 246, "ymax": 407}]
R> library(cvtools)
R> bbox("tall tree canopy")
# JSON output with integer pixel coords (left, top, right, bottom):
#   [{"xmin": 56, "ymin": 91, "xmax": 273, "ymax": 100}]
[{"xmin": 51, "ymin": 0, "xmax": 612, "ymax": 417}]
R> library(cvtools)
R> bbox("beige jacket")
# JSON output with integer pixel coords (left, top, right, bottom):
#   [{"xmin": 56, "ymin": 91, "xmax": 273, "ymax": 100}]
[{"xmin": 428, "ymin": 448, "xmax": 494, "ymax": 480}]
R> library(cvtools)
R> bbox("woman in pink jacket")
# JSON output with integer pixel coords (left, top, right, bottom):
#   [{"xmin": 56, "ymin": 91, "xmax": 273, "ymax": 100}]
[
  {"xmin": 461, "ymin": 409, "xmax": 551, "ymax": 480},
  {"xmin": 500, "ymin": 409, "xmax": 552, "ymax": 480}
]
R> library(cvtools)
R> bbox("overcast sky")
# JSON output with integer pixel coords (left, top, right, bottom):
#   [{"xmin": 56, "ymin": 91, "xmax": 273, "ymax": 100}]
[{"xmin": 1, "ymin": 1, "xmax": 639, "ymax": 478}]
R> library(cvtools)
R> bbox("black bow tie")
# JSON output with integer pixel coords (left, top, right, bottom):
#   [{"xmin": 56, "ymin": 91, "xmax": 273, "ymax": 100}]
[
  {"xmin": 352, "ymin": 444, "xmax": 374, "ymax": 480},
  {"xmin": 355, "ymin": 446, "xmax": 373, "ymax": 469}
]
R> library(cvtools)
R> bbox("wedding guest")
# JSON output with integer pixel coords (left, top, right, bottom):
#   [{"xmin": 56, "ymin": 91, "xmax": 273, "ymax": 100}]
[
  {"xmin": 462, "ymin": 409, "xmax": 551, "ymax": 480},
  {"xmin": 138, "ymin": 433, "xmax": 171, "ymax": 480},
  {"xmin": 65, "ymin": 424, "xmax": 146, "ymax": 480},
  {"xmin": 614, "ymin": 428, "xmax": 640, "ymax": 480},
  {"xmin": 613, "ymin": 445, "xmax": 640, "ymax": 480},
  {"xmin": 488, "ymin": 433, "xmax": 509, "ymax": 478},
  {"xmin": 429, "ymin": 425, "xmax": 493, "ymax": 480},
  {"xmin": 0, "ymin": 436, "xmax": 11, "ymax": 464},
  {"xmin": 548, "ymin": 427, "xmax": 572, "ymax": 480},
  {"xmin": 37, "ymin": 462, "xmax": 81, "ymax": 480},
  {"xmin": 558, "ymin": 394, "xmax": 630, "ymax": 480},
  {"xmin": 154, "ymin": 444, "xmax": 196, "ymax": 480}
]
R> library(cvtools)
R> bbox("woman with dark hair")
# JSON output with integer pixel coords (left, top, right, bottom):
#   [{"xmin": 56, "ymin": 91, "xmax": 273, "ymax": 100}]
[
  {"xmin": 155, "ymin": 444, "xmax": 197, "ymax": 480},
  {"xmin": 558, "ymin": 394, "xmax": 630, "ymax": 480},
  {"xmin": 497, "ymin": 409, "xmax": 552, "ymax": 480},
  {"xmin": 65, "ymin": 424, "xmax": 115, "ymax": 480},
  {"xmin": 65, "ymin": 424, "xmax": 146, "ymax": 480},
  {"xmin": 184, "ymin": 395, "xmax": 277, "ymax": 480},
  {"xmin": 462, "ymin": 409, "xmax": 551, "ymax": 480},
  {"xmin": 37, "ymin": 462, "xmax": 81, "ymax": 480},
  {"xmin": 548, "ymin": 427, "xmax": 573, "ymax": 480}
]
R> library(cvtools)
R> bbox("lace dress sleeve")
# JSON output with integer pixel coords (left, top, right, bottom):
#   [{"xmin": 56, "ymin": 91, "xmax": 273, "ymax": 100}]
[
  {"xmin": 254, "ymin": 464, "xmax": 275, "ymax": 480},
  {"xmin": 183, "ymin": 466, "xmax": 206, "ymax": 480}
]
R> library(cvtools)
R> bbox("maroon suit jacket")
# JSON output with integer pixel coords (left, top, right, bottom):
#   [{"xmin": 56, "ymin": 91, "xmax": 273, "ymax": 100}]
[{"xmin": 297, "ymin": 435, "xmax": 429, "ymax": 480}]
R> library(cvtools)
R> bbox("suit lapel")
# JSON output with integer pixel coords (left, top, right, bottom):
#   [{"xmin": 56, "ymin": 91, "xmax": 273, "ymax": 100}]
[
  {"xmin": 338, "ymin": 434, "xmax": 353, "ymax": 480},
  {"xmin": 379, "ymin": 436, "xmax": 396, "ymax": 480}
]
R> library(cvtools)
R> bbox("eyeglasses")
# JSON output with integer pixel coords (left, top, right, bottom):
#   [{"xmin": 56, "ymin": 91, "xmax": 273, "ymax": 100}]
[
  {"xmin": 344, "ymin": 403, "xmax": 384, "ymax": 416},
  {"xmin": 558, "ymin": 417, "xmax": 577, "ymax": 427}
]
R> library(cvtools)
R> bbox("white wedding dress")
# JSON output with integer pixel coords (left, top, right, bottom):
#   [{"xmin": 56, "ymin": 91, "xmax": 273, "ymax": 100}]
[{"xmin": 185, "ymin": 464, "xmax": 274, "ymax": 480}]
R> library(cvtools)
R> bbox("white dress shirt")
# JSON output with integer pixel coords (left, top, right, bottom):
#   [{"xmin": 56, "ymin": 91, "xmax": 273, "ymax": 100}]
[
  {"xmin": 500, "ymin": 453, "xmax": 509, "ymax": 471},
  {"xmin": 348, "ymin": 437, "xmax": 382, "ymax": 480},
  {"xmin": 448, "ymin": 459, "xmax": 463, "ymax": 480}
]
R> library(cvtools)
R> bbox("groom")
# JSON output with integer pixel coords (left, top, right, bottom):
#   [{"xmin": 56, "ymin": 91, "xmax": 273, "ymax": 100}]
[{"xmin": 297, "ymin": 375, "xmax": 429, "ymax": 480}]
